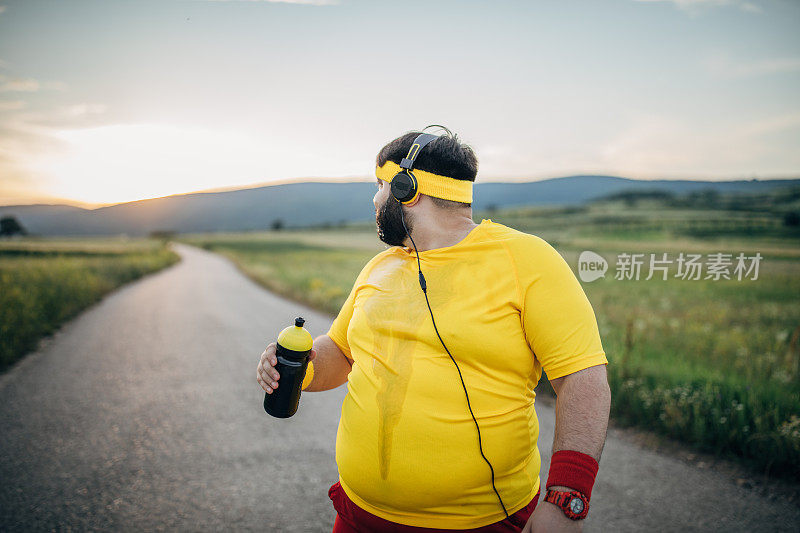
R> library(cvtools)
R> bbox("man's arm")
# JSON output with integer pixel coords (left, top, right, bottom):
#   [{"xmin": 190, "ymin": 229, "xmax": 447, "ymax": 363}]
[
  {"xmin": 549, "ymin": 364, "xmax": 610, "ymax": 462},
  {"xmin": 257, "ymin": 334, "xmax": 352, "ymax": 395},
  {"xmin": 523, "ymin": 364, "xmax": 610, "ymax": 532},
  {"xmin": 302, "ymin": 334, "xmax": 353, "ymax": 392}
]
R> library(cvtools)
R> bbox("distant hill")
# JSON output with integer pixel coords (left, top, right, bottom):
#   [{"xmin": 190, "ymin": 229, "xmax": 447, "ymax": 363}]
[{"xmin": 1, "ymin": 175, "xmax": 798, "ymax": 237}]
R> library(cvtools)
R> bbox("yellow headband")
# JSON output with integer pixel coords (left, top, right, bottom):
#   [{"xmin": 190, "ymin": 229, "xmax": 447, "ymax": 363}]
[{"xmin": 376, "ymin": 161, "xmax": 473, "ymax": 204}]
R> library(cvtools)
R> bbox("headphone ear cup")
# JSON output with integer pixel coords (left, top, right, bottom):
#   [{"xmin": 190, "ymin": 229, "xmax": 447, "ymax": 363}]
[{"xmin": 391, "ymin": 171, "xmax": 419, "ymax": 204}]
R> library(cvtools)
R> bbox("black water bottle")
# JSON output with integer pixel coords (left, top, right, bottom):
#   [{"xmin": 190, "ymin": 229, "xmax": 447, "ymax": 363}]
[{"xmin": 264, "ymin": 317, "xmax": 314, "ymax": 418}]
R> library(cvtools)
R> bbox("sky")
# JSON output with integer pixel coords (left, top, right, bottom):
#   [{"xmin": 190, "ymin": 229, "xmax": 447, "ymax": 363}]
[{"xmin": 0, "ymin": 0, "xmax": 798, "ymax": 208}]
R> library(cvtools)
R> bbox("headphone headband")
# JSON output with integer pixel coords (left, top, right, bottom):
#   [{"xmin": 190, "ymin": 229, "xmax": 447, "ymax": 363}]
[{"xmin": 399, "ymin": 133, "xmax": 438, "ymax": 170}]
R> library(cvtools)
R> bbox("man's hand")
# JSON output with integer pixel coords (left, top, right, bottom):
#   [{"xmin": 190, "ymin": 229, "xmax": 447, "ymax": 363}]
[
  {"xmin": 256, "ymin": 342, "xmax": 317, "ymax": 394},
  {"xmin": 523, "ymin": 499, "xmax": 582, "ymax": 533}
]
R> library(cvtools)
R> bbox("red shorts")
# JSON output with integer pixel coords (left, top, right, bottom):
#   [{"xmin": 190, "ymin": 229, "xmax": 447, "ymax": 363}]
[{"xmin": 328, "ymin": 481, "xmax": 539, "ymax": 533}]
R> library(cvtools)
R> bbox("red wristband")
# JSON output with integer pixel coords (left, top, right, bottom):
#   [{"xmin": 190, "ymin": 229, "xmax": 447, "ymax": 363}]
[{"xmin": 546, "ymin": 450, "xmax": 599, "ymax": 500}]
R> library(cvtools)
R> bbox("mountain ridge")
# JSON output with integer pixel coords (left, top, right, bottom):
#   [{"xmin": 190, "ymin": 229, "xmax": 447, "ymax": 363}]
[{"xmin": 2, "ymin": 175, "xmax": 798, "ymax": 237}]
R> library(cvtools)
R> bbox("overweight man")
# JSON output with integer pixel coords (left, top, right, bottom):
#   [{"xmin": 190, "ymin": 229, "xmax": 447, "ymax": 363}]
[{"xmin": 258, "ymin": 128, "xmax": 611, "ymax": 532}]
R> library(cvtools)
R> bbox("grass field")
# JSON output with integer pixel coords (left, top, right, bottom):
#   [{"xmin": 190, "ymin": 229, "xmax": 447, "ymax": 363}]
[
  {"xmin": 179, "ymin": 191, "xmax": 800, "ymax": 478},
  {"xmin": 0, "ymin": 237, "xmax": 180, "ymax": 373}
]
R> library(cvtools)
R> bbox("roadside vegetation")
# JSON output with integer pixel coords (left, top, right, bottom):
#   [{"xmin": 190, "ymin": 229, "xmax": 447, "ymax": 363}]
[
  {"xmin": 180, "ymin": 186, "xmax": 800, "ymax": 478},
  {"xmin": 0, "ymin": 238, "xmax": 180, "ymax": 373}
]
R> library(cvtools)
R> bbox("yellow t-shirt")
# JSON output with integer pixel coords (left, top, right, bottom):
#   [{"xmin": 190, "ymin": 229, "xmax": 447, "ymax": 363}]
[{"xmin": 326, "ymin": 218, "xmax": 607, "ymax": 529}]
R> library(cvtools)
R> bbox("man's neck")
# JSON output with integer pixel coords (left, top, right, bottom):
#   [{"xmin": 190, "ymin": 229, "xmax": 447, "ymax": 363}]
[{"xmin": 403, "ymin": 212, "xmax": 478, "ymax": 252}]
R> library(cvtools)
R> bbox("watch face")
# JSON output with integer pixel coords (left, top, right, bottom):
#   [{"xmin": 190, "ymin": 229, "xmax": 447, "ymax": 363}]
[{"xmin": 569, "ymin": 497, "xmax": 585, "ymax": 514}]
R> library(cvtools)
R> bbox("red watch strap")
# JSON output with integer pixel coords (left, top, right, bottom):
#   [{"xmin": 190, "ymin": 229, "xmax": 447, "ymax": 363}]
[
  {"xmin": 545, "ymin": 489, "xmax": 589, "ymax": 520},
  {"xmin": 546, "ymin": 450, "xmax": 599, "ymax": 500},
  {"xmin": 545, "ymin": 490, "xmax": 566, "ymax": 507}
]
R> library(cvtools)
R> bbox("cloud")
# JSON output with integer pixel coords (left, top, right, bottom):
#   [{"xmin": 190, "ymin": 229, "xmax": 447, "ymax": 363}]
[
  {"xmin": 0, "ymin": 100, "xmax": 25, "ymax": 112},
  {"xmin": 633, "ymin": 0, "xmax": 762, "ymax": 13},
  {"xmin": 730, "ymin": 57, "xmax": 800, "ymax": 77},
  {"xmin": 0, "ymin": 98, "xmax": 111, "ymax": 203},
  {"xmin": 600, "ymin": 114, "xmax": 694, "ymax": 174},
  {"xmin": 61, "ymin": 103, "xmax": 107, "ymax": 117},
  {"xmin": 3, "ymin": 102, "xmax": 110, "ymax": 131},
  {"xmin": 598, "ymin": 111, "xmax": 800, "ymax": 178},
  {"xmin": 0, "ymin": 77, "xmax": 40, "ymax": 92},
  {"xmin": 735, "ymin": 112, "xmax": 800, "ymax": 138},
  {"xmin": 42, "ymin": 80, "xmax": 68, "ymax": 91},
  {"xmin": 704, "ymin": 54, "xmax": 800, "ymax": 78},
  {"xmin": 0, "ymin": 116, "xmax": 73, "ymax": 204},
  {"xmin": 0, "ymin": 75, "xmax": 68, "ymax": 93}
]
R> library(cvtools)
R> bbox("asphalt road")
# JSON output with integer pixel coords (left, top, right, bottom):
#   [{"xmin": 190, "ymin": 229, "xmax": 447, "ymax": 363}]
[{"xmin": 1, "ymin": 242, "xmax": 798, "ymax": 532}]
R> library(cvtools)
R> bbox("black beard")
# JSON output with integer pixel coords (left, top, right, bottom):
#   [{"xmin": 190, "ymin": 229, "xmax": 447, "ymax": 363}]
[{"xmin": 376, "ymin": 196, "xmax": 411, "ymax": 247}]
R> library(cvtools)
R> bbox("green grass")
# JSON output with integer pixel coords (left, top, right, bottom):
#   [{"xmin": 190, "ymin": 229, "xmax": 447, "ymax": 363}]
[
  {"xmin": 581, "ymin": 272, "xmax": 800, "ymax": 475},
  {"xmin": 180, "ymin": 238, "xmax": 379, "ymax": 315},
  {"xmin": 178, "ymin": 196, "xmax": 800, "ymax": 478},
  {"xmin": 0, "ymin": 238, "xmax": 180, "ymax": 372}
]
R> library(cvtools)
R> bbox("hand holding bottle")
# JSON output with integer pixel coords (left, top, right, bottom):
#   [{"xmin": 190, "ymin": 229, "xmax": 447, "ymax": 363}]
[
  {"xmin": 257, "ymin": 341, "xmax": 317, "ymax": 395},
  {"xmin": 258, "ymin": 317, "xmax": 316, "ymax": 418}
]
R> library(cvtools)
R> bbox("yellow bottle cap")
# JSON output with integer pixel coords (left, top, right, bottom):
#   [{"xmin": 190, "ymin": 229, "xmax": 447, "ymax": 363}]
[{"xmin": 277, "ymin": 317, "xmax": 313, "ymax": 352}]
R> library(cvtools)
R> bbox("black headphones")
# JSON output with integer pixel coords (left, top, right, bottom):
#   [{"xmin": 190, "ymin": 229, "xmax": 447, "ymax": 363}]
[
  {"xmin": 393, "ymin": 127, "xmax": 510, "ymax": 519},
  {"xmin": 389, "ymin": 132, "xmax": 437, "ymax": 204}
]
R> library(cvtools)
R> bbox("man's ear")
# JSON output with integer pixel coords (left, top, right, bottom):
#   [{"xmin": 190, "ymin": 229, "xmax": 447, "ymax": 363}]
[{"xmin": 406, "ymin": 193, "xmax": 423, "ymax": 208}]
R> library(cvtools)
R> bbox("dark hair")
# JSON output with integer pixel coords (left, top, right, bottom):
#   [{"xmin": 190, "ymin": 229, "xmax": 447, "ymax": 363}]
[{"xmin": 376, "ymin": 130, "xmax": 477, "ymax": 209}]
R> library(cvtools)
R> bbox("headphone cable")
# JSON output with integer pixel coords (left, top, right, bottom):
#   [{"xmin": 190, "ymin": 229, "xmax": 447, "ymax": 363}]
[{"xmin": 399, "ymin": 202, "xmax": 509, "ymax": 519}]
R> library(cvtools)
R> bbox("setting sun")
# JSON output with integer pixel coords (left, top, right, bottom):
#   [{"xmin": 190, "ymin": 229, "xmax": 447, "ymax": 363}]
[{"xmin": 31, "ymin": 124, "xmax": 284, "ymax": 204}]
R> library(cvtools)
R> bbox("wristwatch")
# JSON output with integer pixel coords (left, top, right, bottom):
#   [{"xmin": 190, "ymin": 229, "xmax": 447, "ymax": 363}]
[{"xmin": 544, "ymin": 489, "xmax": 590, "ymax": 520}]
